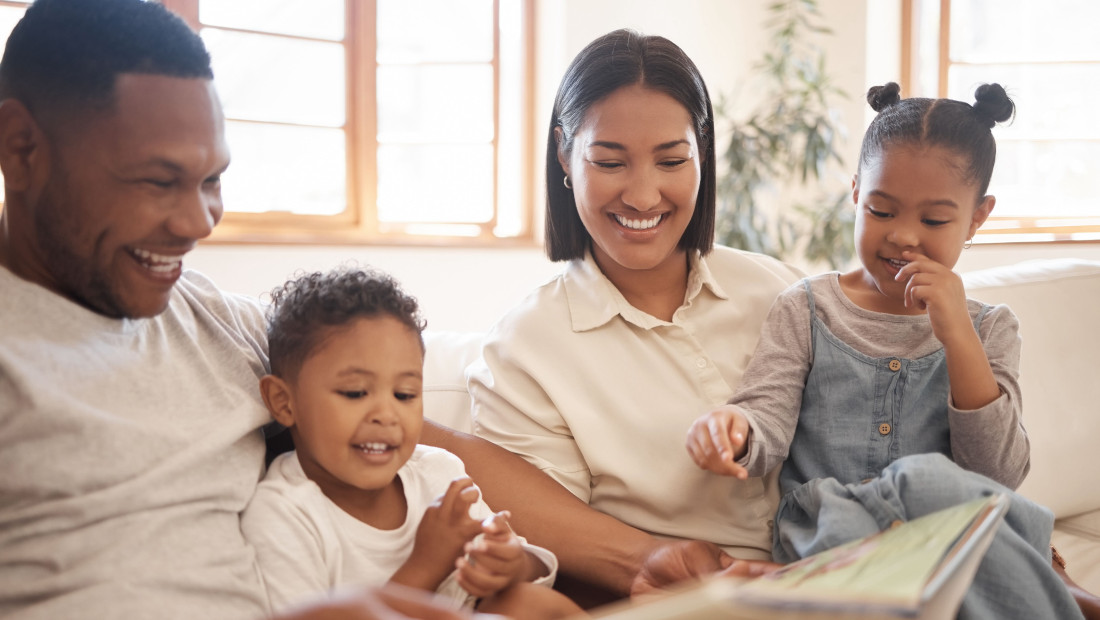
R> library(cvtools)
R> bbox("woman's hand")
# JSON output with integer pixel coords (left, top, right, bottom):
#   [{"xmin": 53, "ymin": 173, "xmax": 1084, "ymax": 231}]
[
  {"xmin": 391, "ymin": 477, "xmax": 483, "ymax": 591},
  {"xmin": 685, "ymin": 405, "xmax": 750, "ymax": 479},
  {"xmin": 456, "ymin": 511, "xmax": 541, "ymax": 598},
  {"xmin": 629, "ymin": 539, "xmax": 735, "ymax": 596}
]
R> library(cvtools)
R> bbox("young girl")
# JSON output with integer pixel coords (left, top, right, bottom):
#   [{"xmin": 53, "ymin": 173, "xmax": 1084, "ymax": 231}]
[
  {"xmin": 686, "ymin": 83, "xmax": 1085, "ymax": 619},
  {"xmin": 241, "ymin": 267, "xmax": 581, "ymax": 619}
]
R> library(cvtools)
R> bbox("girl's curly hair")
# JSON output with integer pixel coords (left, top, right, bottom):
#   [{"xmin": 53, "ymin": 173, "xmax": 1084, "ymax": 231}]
[{"xmin": 265, "ymin": 266, "xmax": 426, "ymax": 380}]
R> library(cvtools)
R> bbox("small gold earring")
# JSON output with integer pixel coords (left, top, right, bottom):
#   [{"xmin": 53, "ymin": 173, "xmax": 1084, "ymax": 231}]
[{"xmin": 964, "ymin": 238, "xmax": 973, "ymax": 250}]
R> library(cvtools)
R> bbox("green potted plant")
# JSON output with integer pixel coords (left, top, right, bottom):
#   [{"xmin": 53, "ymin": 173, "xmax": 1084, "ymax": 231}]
[{"xmin": 715, "ymin": 0, "xmax": 854, "ymax": 270}]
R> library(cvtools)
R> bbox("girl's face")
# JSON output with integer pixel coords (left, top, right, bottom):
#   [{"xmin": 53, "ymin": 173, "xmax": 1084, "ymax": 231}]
[
  {"xmin": 851, "ymin": 144, "xmax": 994, "ymax": 309},
  {"xmin": 557, "ymin": 84, "xmax": 701, "ymax": 281},
  {"xmin": 269, "ymin": 316, "xmax": 424, "ymax": 512}
]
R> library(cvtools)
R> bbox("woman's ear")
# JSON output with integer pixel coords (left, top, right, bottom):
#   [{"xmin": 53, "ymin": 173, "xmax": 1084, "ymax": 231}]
[
  {"xmin": 554, "ymin": 126, "xmax": 570, "ymax": 177},
  {"xmin": 259, "ymin": 375, "xmax": 296, "ymax": 428},
  {"xmin": 969, "ymin": 194, "xmax": 996, "ymax": 238}
]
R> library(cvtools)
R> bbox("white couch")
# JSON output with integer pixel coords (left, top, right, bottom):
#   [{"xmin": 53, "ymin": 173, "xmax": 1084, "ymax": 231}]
[{"xmin": 420, "ymin": 258, "xmax": 1100, "ymax": 593}]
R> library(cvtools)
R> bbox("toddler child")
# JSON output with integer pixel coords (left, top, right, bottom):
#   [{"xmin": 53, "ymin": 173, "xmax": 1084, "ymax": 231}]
[
  {"xmin": 242, "ymin": 267, "xmax": 582, "ymax": 619},
  {"xmin": 686, "ymin": 83, "xmax": 1084, "ymax": 619}
]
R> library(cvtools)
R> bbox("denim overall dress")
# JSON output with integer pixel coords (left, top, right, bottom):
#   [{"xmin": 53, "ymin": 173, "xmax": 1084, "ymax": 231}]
[{"xmin": 770, "ymin": 279, "xmax": 1082, "ymax": 620}]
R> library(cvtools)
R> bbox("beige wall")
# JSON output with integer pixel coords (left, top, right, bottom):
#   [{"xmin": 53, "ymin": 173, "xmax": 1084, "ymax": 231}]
[{"xmin": 189, "ymin": 0, "xmax": 1100, "ymax": 332}]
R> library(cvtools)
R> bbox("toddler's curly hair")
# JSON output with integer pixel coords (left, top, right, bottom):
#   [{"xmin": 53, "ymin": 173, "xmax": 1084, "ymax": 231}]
[{"xmin": 265, "ymin": 266, "xmax": 426, "ymax": 380}]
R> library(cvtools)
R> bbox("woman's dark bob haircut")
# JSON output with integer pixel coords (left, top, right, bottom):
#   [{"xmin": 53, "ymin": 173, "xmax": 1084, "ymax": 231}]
[{"xmin": 545, "ymin": 28, "xmax": 716, "ymax": 261}]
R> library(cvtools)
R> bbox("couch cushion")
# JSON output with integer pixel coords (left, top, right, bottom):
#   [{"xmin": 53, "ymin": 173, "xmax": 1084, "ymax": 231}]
[
  {"xmin": 963, "ymin": 258, "xmax": 1100, "ymax": 519},
  {"xmin": 422, "ymin": 330, "xmax": 483, "ymax": 434}
]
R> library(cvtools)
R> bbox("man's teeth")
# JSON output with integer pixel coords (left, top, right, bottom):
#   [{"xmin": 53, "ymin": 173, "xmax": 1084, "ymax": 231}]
[
  {"xmin": 614, "ymin": 214, "xmax": 661, "ymax": 230},
  {"xmin": 355, "ymin": 442, "xmax": 390, "ymax": 454},
  {"xmin": 132, "ymin": 248, "xmax": 182, "ymax": 273}
]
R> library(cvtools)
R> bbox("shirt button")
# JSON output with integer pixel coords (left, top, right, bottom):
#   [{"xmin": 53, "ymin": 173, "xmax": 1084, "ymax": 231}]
[
  {"xmin": 879, "ymin": 423, "xmax": 891, "ymax": 435},
  {"xmin": 888, "ymin": 359, "xmax": 901, "ymax": 372},
  {"xmin": 695, "ymin": 358, "xmax": 707, "ymax": 369}
]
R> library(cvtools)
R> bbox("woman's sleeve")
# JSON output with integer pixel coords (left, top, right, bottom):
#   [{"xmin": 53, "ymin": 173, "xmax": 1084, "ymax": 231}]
[
  {"xmin": 467, "ymin": 321, "xmax": 593, "ymax": 503},
  {"xmin": 948, "ymin": 304, "xmax": 1029, "ymax": 489},
  {"xmin": 732, "ymin": 286, "xmax": 814, "ymax": 478}
]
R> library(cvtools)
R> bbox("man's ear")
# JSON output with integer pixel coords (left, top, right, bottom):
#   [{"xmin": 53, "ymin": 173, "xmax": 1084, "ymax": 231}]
[
  {"xmin": 259, "ymin": 374, "xmax": 296, "ymax": 428},
  {"xmin": 0, "ymin": 99, "xmax": 46, "ymax": 193},
  {"xmin": 969, "ymin": 194, "xmax": 996, "ymax": 239}
]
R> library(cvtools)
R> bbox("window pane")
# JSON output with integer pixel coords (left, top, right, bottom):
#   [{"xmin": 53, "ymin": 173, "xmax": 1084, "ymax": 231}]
[
  {"xmin": 223, "ymin": 122, "xmax": 346, "ymax": 215},
  {"xmin": 988, "ymin": 141, "xmax": 1100, "ymax": 219},
  {"xmin": 377, "ymin": 144, "xmax": 493, "ymax": 223},
  {"xmin": 377, "ymin": 0, "xmax": 493, "ymax": 63},
  {"xmin": 202, "ymin": 28, "xmax": 345, "ymax": 127},
  {"xmin": 948, "ymin": 63, "xmax": 1100, "ymax": 140},
  {"xmin": 0, "ymin": 5, "xmax": 27, "ymax": 40},
  {"xmin": 951, "ymin": 0, "xmax": 1100, "ymax": 63},
  {"xmin": 199, "ymin": 0, "xmax": 344, "ymax": 41},
  {"xmin": 377, "ymin": 65, "xmax": 493, "ymax": 142}
]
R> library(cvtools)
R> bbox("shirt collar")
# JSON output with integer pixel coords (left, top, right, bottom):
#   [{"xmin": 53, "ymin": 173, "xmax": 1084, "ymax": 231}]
[{"xmin": 563, "ymin": 247, "xmax": 728, "ymax": 332}]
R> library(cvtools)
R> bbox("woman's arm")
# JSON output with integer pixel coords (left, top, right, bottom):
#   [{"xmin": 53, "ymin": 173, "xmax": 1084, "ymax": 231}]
[{"xmin": 421, "ymin": 421, "xmax": 731, "ymax": 597}]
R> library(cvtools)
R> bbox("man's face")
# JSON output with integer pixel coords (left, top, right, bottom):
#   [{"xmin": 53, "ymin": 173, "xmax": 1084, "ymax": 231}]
[{"xmin": 30, "ymin": 73, "xmax": 230, "ymax": 318}]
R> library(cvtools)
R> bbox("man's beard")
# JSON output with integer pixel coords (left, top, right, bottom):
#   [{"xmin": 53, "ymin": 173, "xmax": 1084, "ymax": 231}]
[{"xmin": 32, "ymin": 169, "xmax": 128, "ymax": 319}]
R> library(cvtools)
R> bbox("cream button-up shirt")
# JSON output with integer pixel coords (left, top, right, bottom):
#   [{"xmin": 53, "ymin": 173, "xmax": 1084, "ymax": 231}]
[{"xmin": 468, "ymin": 245, "xmax": 802, "ymax": 559}]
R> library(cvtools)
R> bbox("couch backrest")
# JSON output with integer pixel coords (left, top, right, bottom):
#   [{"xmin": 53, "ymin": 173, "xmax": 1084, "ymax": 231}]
[
  {"xmin": 423, "ymin": 330, "xmax": 482, "ymax": 434},
  {"xmin": 963, "ymin": 258, "xmax": 1100, "ymax": 519}
]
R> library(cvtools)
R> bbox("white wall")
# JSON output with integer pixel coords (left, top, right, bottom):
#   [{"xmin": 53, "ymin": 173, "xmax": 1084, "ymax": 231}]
[{"xmin": 190, "ymin": 0, "xmax": 1100, "ymax": 332}]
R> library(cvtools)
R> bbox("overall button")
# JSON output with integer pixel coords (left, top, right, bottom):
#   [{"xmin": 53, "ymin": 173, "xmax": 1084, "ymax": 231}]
[
  {"xmin": 879, "ymin": 423, "xmax": 892, "ymax": 435},
  {"xmin": 888, "ymin": 359, "xmax": 902, "ymax": 372}
]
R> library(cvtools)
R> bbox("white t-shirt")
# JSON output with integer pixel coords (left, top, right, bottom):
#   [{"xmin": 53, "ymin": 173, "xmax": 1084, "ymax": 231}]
[
  {"xmin": 242, "ymin": 445, "xmax": 558, "ymax": 613},
  {"xmin": 469, "ymin": 246, "xmax": 802, "ymax": 560},
  {"xmin": 0, "ymin": 267, "xmax": 271, "ymax": 620}
]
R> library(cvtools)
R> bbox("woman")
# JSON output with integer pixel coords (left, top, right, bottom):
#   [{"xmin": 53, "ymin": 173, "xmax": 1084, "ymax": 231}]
[{"xmin": 466, "ymin": 27, "xmax": 800, "ymax": 583}]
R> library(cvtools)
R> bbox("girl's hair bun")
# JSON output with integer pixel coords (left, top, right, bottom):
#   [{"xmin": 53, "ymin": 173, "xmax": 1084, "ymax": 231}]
[
  {"xmin": 866, "ymin": 82, "xmax": 902, "ymax": 112},
  {"xmin": 972, "ymin": 83, "xmax": 1015, "ymax": 128}
]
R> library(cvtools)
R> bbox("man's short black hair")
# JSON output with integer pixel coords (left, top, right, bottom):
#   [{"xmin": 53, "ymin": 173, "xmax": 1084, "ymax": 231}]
[{"xmin": 0, "ymin": 0, "xmax": 213, "ymax": 121}]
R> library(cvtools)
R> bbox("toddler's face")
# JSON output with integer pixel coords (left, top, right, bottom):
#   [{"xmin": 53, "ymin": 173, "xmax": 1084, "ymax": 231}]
[{"xmin": 284, "ymin": 315, "xmax": 424, "ymax": 505}]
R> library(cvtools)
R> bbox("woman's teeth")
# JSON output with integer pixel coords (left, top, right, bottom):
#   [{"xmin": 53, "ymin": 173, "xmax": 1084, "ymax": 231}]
[{"xmin": 614, "ymin": 214, "xmax": 661, "ymax": 230}]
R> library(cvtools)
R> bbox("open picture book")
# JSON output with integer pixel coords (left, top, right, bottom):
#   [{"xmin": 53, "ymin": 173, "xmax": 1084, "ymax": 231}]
[{"xmin": 592, "ymin": 493, "xmax": 1009, "ymax": 620}]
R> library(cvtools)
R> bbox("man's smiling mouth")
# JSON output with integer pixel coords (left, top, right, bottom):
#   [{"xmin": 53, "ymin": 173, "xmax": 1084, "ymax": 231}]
[{"xmin": 130, "ymin": 248, "xmax": 183, "ymax": 274}]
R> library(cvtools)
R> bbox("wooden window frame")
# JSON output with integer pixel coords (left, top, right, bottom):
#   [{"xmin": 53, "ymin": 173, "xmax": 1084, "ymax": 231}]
[
  {"xmin": 901, "ymin": 0, "xmax": 1100, "ymax": 244},
  {"xmin": 162, "ymin": 0, "xmax": 538, "ymax": 247}
]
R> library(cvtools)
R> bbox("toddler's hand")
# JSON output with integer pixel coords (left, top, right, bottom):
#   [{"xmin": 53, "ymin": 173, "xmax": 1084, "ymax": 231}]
[
  {"xmin": 455, "ymin": 511, "xmax": 534, "ymax": 598},
  {"xmin": 685, "ymin": 405, "xmax": 750, "ymax": 479},
  {"xmin": 399, "ymin": 477, "xmax": 483, "ymax": 590}
]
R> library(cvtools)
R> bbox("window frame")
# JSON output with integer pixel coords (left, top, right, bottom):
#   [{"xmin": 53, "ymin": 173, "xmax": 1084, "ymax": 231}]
[
  {"xmin": 901, "ymin": 0, "xmax": 1100, "ymax": 244},
  {"xmin": 162, "ymin": 0, "xmax": 539, "ymax": 247}
]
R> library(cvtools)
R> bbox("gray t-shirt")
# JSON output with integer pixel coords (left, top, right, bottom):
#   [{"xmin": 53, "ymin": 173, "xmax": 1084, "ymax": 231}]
[{"xmin": 0, "ymin": 267, "xmax": 272, "ymax": 619}]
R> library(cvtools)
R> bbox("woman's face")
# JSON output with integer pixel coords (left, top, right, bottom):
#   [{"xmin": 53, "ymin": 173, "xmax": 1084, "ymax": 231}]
[{"xmin": 558, "ymin": 84, "xmax": 700, "ymax": 280}]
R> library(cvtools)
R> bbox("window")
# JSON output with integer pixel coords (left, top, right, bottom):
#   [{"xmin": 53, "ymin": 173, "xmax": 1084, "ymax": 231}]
[
  {"xmin": 0, "ymin": 0, "xmax": 535, "ymax": 245},
  {"xmin": 904, "ymin": 0, "xmax": 1100, "ymax": 243}
]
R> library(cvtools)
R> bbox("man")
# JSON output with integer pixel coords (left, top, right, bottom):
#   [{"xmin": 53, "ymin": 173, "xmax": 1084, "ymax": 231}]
[{"xmin": 0, "ymin": 1, "xmax": 724, "ymax": 618}]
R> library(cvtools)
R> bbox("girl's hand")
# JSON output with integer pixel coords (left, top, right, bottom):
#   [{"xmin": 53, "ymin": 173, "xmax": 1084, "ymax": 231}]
[
  {"xmin": 896, "ymin": 250, "xmax": 972, "ymax": 346},
  {"xmin": 392, "ymin": 477, "xmax": 483, "ymax": 591},
  {"xmin": 455, "ymin": 511, "xmax": 537, "ymax": 598},
  {"xmin": 685, "ymin": 405, "xmax": 750, "ymax": 479}
]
